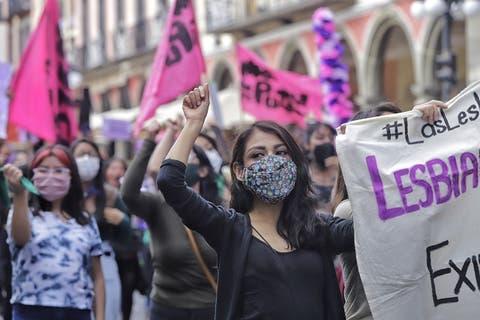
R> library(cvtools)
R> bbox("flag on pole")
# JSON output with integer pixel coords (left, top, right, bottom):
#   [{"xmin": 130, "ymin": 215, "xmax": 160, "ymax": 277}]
[
  {"xmin": 134, "ymin": 0, "xmax": 206, "ymax": 136},
  {"xmin": 8, "ymin": 0, "xmax": 77, "ymax": 144}
]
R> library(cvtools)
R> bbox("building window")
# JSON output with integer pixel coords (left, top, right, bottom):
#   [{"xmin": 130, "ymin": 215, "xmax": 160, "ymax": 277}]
[
  {"xmin": 19, "ymin": 16, "xmax": 30, "ymax": 54},
  {"xmin": 82, "ymin": 0, "xmax": 88, "ymax": 43},
  {"xmin": 286, "ymin": 50, "xmax": 308, "ymax": 75},
  {"xmin": 120, "ymin": 85, "xmax": 131, "ymax": 109},
  {"xmin": 117, "ymin": 0, "xmax": 124, "ymax": 28},
  {"xmin": 101, "ymin": 91, "xmax": 111, "ymax": 112},
  {"xmin": 98, "ymin": 0, "xmax": 105, "ymax": 42}
]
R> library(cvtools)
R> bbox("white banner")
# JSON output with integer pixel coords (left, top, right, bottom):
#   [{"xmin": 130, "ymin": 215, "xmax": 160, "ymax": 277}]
[{"xmin": 336, "ymin": 81, "xmax": 480, "ymax": 320}]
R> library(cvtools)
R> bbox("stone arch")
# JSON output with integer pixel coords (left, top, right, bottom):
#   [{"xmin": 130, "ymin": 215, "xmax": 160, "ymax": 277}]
[
  {"xmin": 363, "ymin": 15, "xmax": 416, "ymax": 110},
  {"xmin": 276, "ymin": 39, "xmax": 314, "ymax": 76}
]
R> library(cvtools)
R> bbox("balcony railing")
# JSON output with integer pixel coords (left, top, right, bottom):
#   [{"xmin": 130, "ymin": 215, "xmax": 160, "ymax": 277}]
[
  {"xmin": 206, "ymin": 0, "xmax": 350, "ymax": 33},
  {"xmin": 85, "ymin": 40, "xmax": 106, "ymax": 69},
  {"xmin": 8, "ymin": 0, "xmax": 30, "ymax": 16},
  {"xmin": 68, "ymin": 15, "xmax": 166, "ymax": 70}
]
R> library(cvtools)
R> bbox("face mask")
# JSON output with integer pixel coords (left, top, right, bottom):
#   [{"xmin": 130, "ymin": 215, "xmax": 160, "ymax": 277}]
[
  {"xmin": 33, "ymin": 172, "xmax": 71, "ymax": 202},
  {"xmin": 313, "ymin": 143, "xmax": 336, "ymax": 169},
  {"xmin": 243, "ymin": 155, "xmax": 297, "ymax": 204},
  {"xmin": 75, "ymin": 155, "xmax": 100, "ymax": 182},
  {"xmin": 205, "ymin": 149, "xmax": 223, "ymax": 173},
  {"xmin": 185, "ymin": 164, "xmax": 201, "ymax": 187}
]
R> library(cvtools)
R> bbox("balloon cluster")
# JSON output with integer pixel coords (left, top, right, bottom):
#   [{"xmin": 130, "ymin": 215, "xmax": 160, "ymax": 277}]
[{"xmin": 312, "ymin": 8, "xmax": 353, "ymax": 126}]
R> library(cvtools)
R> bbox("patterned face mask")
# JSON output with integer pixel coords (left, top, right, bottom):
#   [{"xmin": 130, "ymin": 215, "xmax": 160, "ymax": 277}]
[{"xmin": 243, "ymin": 155, "xmax": 297, "ymax": 204}]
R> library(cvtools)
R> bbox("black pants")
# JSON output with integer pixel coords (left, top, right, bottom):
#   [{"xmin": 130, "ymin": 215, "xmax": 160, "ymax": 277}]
[
  {"xmin": 12, "ymin": 304, "xmax": 91, "ymax": 320},
  {"xmin": 116, "ymin": 255, "xmax": 147, "ymax": 320},
  {"xmin": 0, "ymin": 229, "xmax": 12, "ymax": 320},
  {"xmin": 150, "ymin": 302, "xmax": 214, "ymax": 320}
]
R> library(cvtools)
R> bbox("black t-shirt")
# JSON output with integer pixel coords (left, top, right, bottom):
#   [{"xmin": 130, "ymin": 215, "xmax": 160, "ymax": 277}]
[{"xmin": 239, "ymin": 237, "xmax": 326, "ymax": 320}]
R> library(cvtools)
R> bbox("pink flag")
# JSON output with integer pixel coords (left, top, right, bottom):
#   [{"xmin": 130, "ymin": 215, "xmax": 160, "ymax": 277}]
[
  {"xmin": 237, "ymin": 45, "xmax": 323, "ymax": 127},
  {"xmin": 134, "ymin": 0, "xmax": 205, "ymax": 135},
  {"xmin": 8, "ymin": 0, "xmax": 77, "ymax": 144}
]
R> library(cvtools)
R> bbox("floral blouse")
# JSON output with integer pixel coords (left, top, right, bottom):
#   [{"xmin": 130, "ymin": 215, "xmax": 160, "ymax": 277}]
[{"xmin": 7, "ymin": 210, "xmax": 102, "ymax": 310}]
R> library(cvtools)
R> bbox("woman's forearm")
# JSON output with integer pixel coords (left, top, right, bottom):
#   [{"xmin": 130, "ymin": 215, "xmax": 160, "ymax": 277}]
[
  {"xmin": 148, "ymin": 129, "xmax": 176, "ymax": 174},
  {"xmin": 11, "ymin": 191, "xmax": 31, "ymax": 246}
]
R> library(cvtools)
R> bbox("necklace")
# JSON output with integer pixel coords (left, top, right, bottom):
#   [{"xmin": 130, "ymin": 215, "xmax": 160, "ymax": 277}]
[{"xmin": 251, "ymin": 225, "xmax": 292, "ymax": 254}]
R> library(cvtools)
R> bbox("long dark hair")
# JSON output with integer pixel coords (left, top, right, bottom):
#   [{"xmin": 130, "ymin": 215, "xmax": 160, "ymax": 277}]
[
  {"xmin": 332, "ymin": 104, "xmax": 401, "ymax": 211},
  {"xmin": 30, "ymin": 145, "xmax": 88, "ymax": 225},
  {"xmin": 192, "ymin": 145, "xmax": 221, "ymax": 205},
  {"xmin": 70, "ymin": 139, "xmax": 107, "ymax": 220},
  {"xmin": 230, "ymin": 121, "xmax": 327, "ymax": 249}
]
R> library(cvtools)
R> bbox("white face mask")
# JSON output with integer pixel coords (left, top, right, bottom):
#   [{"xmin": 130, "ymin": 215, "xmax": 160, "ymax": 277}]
[
  {"xmin": 75, "ymin": 155, "xmax": 100, "ymax": 182},
  {"xmin": 205, "ymin": 149, "xmax": 223, "ymax": 173}
]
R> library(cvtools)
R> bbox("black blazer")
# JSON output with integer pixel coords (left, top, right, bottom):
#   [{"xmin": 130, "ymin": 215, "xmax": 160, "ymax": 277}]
[{"xmin": 157, "ymin": 159, "xmax": 354, "ymax": 320}]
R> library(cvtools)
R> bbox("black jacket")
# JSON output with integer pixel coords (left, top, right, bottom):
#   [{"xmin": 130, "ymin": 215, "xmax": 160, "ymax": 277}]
[{"xmin": 157, "ymin": 159, "xmax": 354, "ymax": 320}]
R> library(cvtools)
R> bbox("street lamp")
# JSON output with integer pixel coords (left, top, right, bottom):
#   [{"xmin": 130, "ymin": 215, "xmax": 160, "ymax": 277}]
[{"xmin": 410, "ymin": 0, "xmax": 480, "ymax": 101}]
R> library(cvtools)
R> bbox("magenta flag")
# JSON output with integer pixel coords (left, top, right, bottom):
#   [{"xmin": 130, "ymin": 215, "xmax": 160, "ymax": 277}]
[
  {"xmin": 237, "ymin": 45, "xmax": 323, "ymax": 127},
  {"xmin": 134, "ymin": 0, "xmax": 205, "ymax": 135},
  {"xmin": 8, "ymin": 0, "xmax": 77, "ymax": 144}
]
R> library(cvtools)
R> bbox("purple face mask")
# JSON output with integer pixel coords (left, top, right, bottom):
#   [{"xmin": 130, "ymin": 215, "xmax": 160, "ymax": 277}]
[{"xmin": 32, "ymin": 168, "xmax": 71, "ymax": 202}]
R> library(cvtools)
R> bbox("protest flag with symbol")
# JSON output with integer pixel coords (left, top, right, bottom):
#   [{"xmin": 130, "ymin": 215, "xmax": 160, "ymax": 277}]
[
  {"xmin": 237, "ymin": 45, "xmax": 323, "ymax": 127},
  {"xmin": 8, "ymin": 0, "xmax": 77, "ymax": 144},
  {"xmin": 134, "ymin": 0, "xmax": 205, "ymax": 135}
]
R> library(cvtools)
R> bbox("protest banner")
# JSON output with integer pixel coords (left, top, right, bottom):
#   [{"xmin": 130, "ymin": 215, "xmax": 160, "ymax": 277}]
[
  {"xmin": 336, "ymin": 81, "xmax": 480, "ymax": 320},
  {"xmin": 0, "ymin": 62, "xmax": 12, "ymax": 139},
  {"xmin": 134, "ymin": 0, "xmax": 205, "ymax": 135},
  {"xmin": 237, "ymin": 45, "xmax": 323, "ymax": 126}
]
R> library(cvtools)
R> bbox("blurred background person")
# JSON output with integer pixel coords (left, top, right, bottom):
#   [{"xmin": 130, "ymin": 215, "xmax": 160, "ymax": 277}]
[
  {"xmin": 305, "ymin": 122, "xmax": 338, "ymax": 213},
  {"xmin": 71, "ymin": 140, "xmax": 134, "ymax": 320},
  {"xmin": 121, "ymin": 119, "xmax": 218, "ymax": 320}
]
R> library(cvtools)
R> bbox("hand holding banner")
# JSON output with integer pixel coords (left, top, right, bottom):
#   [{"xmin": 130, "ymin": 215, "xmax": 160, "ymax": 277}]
[{"xmin": 336, "ymin": 81, "xmax": 480, "ymax": 320}]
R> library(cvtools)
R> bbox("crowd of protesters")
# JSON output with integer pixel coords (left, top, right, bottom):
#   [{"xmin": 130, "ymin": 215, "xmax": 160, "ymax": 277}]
[{"xmin": 0, "ymin": 83, "xmax": 446, "ymax": 320}]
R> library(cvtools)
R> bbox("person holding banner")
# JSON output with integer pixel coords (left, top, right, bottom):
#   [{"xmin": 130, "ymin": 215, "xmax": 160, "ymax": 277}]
[
  {"xmin": 3, "ymin": 145, "xmax": 105, "ymax": 320},
  {"xmin": 157, "ymin": 84, "xmax": 354, "ymax": 320},
  {"xmin": 121, "ymin": 119, "xmax": 218, "ymax": 320},
  {"xmin": 333, "ymin": 101, "xmax": 447, "ymax": 320}
]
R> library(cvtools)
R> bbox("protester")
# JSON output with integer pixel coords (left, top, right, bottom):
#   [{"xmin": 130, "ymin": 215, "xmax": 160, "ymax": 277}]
[
  {"xmin": 157, "ymin": 84, "xmax": 354, "ymax": 320},
  {"xmin": 104, "ymin": 158, "xmax": 127, "ymax": 190},
  {"xmin": 121, "ymin": 119, "xmax": 218, "ymax": 320},
  {"xmin": 305, "ymin": 122, "xmax": 338, "ymax": 212},
  {"xmin": 195, "ymin": 131, "xmax": 231, "ymax": 205},
  {"xmin": 71, "ymin": 139, "xmax": 132, "ymax": 320},
  {"xmin": 103, "ymin": 154, "xmax": 148, "ymax": 320},
  {"xmin": 3, "ymin": 145, "xmax": 104, "ymax": 320},
  {"xmin": 333, "ymin": 100, "xmax": 447, "ymax": 320}
]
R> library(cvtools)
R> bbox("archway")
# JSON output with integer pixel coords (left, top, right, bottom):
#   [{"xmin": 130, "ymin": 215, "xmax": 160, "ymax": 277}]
[{"xmin": 366, "ymin": 22, "xmax": 415, "ymax": 110}]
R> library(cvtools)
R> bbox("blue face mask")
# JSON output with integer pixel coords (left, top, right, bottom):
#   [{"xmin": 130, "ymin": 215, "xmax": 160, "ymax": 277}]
[{"xmin": 243, "ymin": 155, "xmax": 297, "ymax": 204}]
